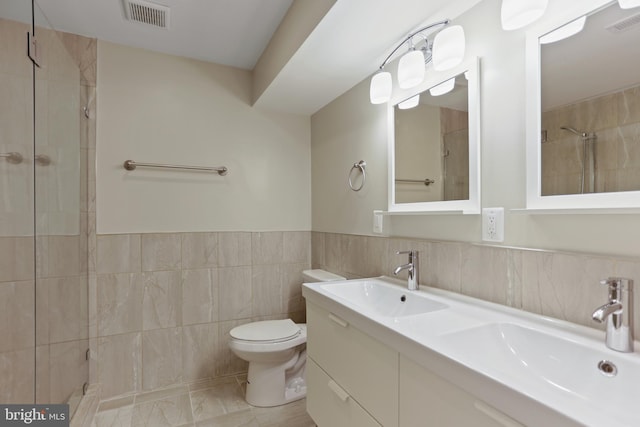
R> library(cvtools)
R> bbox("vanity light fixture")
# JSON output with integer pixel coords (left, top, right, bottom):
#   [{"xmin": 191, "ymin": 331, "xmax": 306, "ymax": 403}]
[
  {"xmin": 398, "ymin": 94, "xmax": 420, "ymax": 109},
  {"xmin": 429, "ymin": 77, "xmax": 456, "ymax": 96},
  {"xmin": 619, "ymin": 0, "xmax": 640, "ymax": 8},
  {"xmin": 501, "ymin": 0, "xmax": 548, "ymax": 30},
  {"xmin": 369, "ymin": 19, "xmax": 466, "ymax": 104},
  {"xmin": 540, "ymin": 16, "xmax": 586, "ymax": 44}
]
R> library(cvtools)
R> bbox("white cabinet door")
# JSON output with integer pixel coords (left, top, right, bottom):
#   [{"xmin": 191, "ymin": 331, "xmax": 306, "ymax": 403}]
[
  {"xmin": 307, "ymin": 358, "xmax": 382, "ymax": 427},
  {"xmin": 399, "ymin": 355, "xmax": 525, "ymax": 427},
  {"xmin": 306, "ymin": 302, "xmax": 398, "ymax": 427}
]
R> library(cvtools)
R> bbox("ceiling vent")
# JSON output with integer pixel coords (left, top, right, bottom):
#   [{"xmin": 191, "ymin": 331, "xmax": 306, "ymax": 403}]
[
  {"xmin": 123, "ymin": 0, "xmax": 170, "ymax": 29},
  {"xmin": 606, "ymin": 11, "xmax": 640, "ymax": 34}
]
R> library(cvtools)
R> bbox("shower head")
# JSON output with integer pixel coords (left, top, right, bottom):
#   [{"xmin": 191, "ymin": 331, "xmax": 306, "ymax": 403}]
[{"xmin": 560, "ymin": 126, "xmax": 588, "ymax": 138}]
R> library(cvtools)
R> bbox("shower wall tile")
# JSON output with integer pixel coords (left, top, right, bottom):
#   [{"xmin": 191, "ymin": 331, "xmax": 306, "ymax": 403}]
[
  {"xmin": 35, "ymin": 345, "xmax": 50, "ymax": 404},
  {"xmin": 96, "ymin": 234, "xmax": 141, "ymax": 274},
  {"xmin": 142, "ymin": 270, "xmax": 182, "ymax": 330},
  {"xmin": 218, "ymin": 232, "xmax": 252, "ymax": 267},
  {"xmin": 0, "ymin": 237, "xmax": 34, "ymax": 282},
  {"xmin": 0, "ymin": 280, "xmax": 34, "ymax": 354},
  {"xmin": 97, "ymin": 273, "xmax": 143, "ymax": 336},
  {"xmin": 98, "ymin": 332, "xmax": 142, "ymax": 398},
  {"xmin": 142, "ymin": 327, "xmax": 183, "ymax": 390},
  {"xmin": 48, "ymin": 276, "xmax": 89, "ymax": 343},
  {"xmin": 0, "ymin": 18, "xmax": 32, "ymax": 76},
  {"xmin": 142, "ymin": 233, "xmax": 182, "ymax": 272},
  {"xmin": 0, "ymin": 347, "xmax": 34, "ymax": 404},
  {"xmin": 182, "ymin": 268, "xmax": 218, "ymax": 326},
  {"xmin": 49, "ymin": 339, "xmax": 89, "ymax": 404},
  {"xmin": 182, "ymin": 232, "xmax": 218, "ymax": 269},
  {"xmin": 620, "ymin": 86, "xmax": 640, "ymax": 125}
]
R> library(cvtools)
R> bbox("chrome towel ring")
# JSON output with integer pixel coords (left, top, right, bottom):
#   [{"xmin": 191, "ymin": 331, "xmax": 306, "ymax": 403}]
[{"xmin": 348, "ymin": 160, "xmax": 367, "ymax": 192}]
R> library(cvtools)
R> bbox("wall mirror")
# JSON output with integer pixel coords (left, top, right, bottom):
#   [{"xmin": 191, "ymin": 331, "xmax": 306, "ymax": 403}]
[
  {"xmin": 525, "ymin": 0, "xmax": 640, "ymax": 211},
  {"xmin": 387, "ymin": 57, "xmax": 480, "ymax": 214}
]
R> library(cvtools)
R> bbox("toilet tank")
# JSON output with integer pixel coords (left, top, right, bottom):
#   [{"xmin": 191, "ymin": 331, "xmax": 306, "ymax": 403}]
[{"xmin": 302, "ymin": 269, "xmax": 345, "ymax": 283}]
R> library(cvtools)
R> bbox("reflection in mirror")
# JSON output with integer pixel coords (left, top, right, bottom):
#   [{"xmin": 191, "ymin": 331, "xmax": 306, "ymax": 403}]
[
  {"xmin": 388, "ymin": 57, "xmax": 480, "ymax": 214},
  {"xmin": 393, "ymin": 73, "xmax": 469, "ymax": 204},
  {"xmin": 540, "ymin": 2, "xmax": 640, "ymax": 196}
]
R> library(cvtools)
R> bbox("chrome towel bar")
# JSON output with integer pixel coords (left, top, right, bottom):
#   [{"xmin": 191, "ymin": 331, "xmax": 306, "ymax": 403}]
[
  {"xmin": 395, "ymin": 178, "xmax": 435, "ymax": 186},
  {"xmin": 123, "ymin": 160, "xmax": 228, "ymax": 176}
]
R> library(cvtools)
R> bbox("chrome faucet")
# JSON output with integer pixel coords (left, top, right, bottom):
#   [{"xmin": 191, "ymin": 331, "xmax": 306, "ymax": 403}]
[
  {"xmin": 592, "ymin": 278, "xmax": 634, "ymax": 353},
  {"xmin": 393, "ymin": 250, "xmax": 419, "ymax": 291}
]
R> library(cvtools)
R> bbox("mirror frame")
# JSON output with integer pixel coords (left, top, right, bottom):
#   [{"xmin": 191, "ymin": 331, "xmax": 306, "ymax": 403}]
[
  {"xmin": 525, "ymin": 0, "xmax": 640, "ymax": 212},
  {"xmin": 387, "ymin": 56, "xmax": 481, "ymax": 214}
]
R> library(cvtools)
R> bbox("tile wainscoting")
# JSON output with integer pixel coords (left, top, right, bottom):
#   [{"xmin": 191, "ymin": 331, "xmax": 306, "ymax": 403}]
[
  {"xmin": 92, "ymin": 231, "xmax": 311, "ymax": 398},
  {"xmin": 311, "ymin": 232, "xmax": 640, "ymax": 341}
]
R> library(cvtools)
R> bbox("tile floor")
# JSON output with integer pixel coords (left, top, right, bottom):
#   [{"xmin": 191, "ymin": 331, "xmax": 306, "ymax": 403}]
[{"xmin": 90, "ymin": 375, "xmax": 316, "ymax": 427}]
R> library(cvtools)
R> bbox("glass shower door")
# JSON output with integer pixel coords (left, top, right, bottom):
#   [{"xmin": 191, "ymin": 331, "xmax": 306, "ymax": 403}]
[
  {"xmin": 0, "ymin": 0, "xmax": 37, "ymax": 405},
  {"xmin": 0, "ymin": 0, "xmax": 89, "ymax": 410},
  {"xmin": 33, "ymin": 0, "xmax": 89, "ymax": 409}
]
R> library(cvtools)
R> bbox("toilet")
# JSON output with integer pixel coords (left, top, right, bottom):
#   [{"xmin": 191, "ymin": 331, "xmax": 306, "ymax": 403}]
[{"xmin": 228, "ymin": 269, "xmax": 345, "ymax": 407}]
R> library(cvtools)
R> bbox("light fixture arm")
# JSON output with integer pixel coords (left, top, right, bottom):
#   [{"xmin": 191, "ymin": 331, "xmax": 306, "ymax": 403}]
[{"xmin": 377, "ymin": 19, "xmax": 450, "ymax": 70}]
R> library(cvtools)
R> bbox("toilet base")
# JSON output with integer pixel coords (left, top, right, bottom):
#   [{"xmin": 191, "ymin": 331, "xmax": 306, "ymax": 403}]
[{"xmin": 245, "ymin": 349, "xmax": 307, "ymax": 407}]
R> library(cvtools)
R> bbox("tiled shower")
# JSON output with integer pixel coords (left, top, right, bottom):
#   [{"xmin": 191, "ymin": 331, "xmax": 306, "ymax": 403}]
[{"xmin": 0, "ymin": 5, "xmax": 95, "ymax": 411}]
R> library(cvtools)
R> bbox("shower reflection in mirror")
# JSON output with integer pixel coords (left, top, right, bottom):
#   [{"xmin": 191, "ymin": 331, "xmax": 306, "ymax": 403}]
[{"xmin": 539, "ymin": 1, "xmax": 640, "ymax": 196}]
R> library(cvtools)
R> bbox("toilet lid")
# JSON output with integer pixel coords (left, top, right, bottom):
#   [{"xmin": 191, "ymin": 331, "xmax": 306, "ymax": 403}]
[{"xmin": 230, "ymin": 319, "xmax": 301, "ymax": 342}]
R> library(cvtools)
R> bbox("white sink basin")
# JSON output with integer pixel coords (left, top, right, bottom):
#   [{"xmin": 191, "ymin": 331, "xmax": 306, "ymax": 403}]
[
  {"xmin": 320, "ymin": 280, "xmax": 447, "ymax": 318},
  {"xmin": 440, "ymin": 322, "xmax": 640, "ymax": 425}
]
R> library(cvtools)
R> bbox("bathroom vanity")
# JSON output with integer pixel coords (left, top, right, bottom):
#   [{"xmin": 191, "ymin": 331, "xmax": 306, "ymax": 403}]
[{"xmin": 303, "ymin": 277, "xmax": 640, "ymax": 427}]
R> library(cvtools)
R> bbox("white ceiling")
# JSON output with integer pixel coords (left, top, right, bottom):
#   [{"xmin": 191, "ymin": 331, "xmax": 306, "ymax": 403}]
[
  {"xmin": 541, "ymin": 3, "xmax": 640, "ymax": 110},
  {"xmin": 0, "ymin": 0, "xmax": 483, "ymax": 114}
]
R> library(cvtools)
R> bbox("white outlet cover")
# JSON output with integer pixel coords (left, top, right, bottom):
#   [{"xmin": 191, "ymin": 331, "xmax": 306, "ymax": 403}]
[
  {"xmin": 482, "ymin": 207, "xmax": 504, "ymax": 242},
  {"xmin": 373, "ymin": 211, "xmax": 384, "ymax": 234}
]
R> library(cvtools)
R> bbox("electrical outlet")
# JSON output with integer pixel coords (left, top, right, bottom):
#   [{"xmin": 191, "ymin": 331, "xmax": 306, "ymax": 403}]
[{"xmin": 482, "ymin": 207, "xmax": 504, "ymax": 242}]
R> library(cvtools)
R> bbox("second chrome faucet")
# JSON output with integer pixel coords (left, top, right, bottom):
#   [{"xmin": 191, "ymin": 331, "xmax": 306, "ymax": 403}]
[
  {"xmin": 394, "ymin": 250, "xmax": 419, "ymax": 290},
  {"xmin": 592, "ymin": 277, "xmax": 634, "ymax": 353}
]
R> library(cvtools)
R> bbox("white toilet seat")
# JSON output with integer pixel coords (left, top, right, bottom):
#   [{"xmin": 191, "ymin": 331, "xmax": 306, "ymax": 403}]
[
  {"xmin": 230, "ymin": 323, "xmax": 307, "ymax": 353},
  {"xmin": 230, "ymin": 319, "xmax": 301, "ymax": 343}
]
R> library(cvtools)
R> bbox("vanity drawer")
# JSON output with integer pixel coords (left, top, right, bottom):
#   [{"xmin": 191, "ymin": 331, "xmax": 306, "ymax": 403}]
[
  {"xmin": 306, "ymin": 302, "xmax": 398, "ymax": 427},
  {"xmin": 307, "ymin": 358, "xmax": 382, "ymax": 427},
  {"xmin": 399, "ymin": 355, "xmax": 525, "ymax": 427}
]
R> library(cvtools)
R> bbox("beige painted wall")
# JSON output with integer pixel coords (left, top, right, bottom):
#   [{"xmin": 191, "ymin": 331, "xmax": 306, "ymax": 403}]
[
  {"xmin": 311, "ymin": 0, "xmax": 640, "ymax": 258},
  {"xmin": 97, "ymin": 41, "xmax": 311, "ymax": 234}
]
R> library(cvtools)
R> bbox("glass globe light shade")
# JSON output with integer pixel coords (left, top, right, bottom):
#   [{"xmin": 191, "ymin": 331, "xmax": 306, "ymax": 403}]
[
  {"xmin": 369, "ymin": 71, "xmax": 392, "ymax": 104},
  {"xmin": 429, "ymin": 78, "xmax": 456, "ymax": 97},
  {"xmin": 501, "ymin": 0, "xmax": 548, "ymax": 31},
  {"xmin": 397, "ymin": 49, "xmax": 425, "ymax": 89},
  {"xmin": 398, "ymin": 95, "xmax": 420, "ymax": 110},
  {"xmin": 432, "ymin": 25, "xmax": 465, "ymax": 71},
  {"xmin": 618, "ymin": 0, "xmax": 640, "ymax": 8}
]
